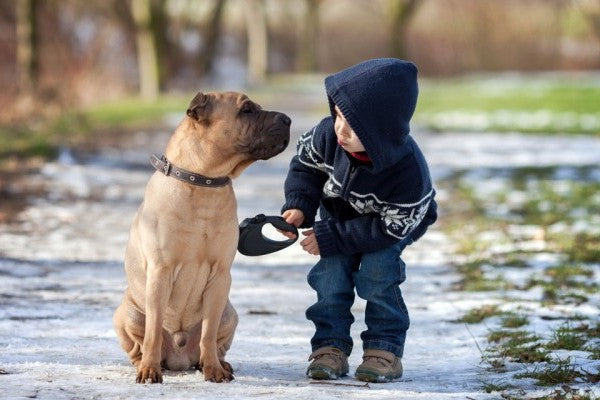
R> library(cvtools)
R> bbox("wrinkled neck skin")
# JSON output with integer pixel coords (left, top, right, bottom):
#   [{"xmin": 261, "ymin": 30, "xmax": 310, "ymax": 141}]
[{"xmin": 164, "ymin": 119, "xmax": 254, "ymax": 179}]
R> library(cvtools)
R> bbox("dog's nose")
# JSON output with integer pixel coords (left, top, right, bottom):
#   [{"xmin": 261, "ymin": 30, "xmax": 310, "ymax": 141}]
[{"xmin": 276, "ymin": 113, "xmax": 291, "ymax": 127}]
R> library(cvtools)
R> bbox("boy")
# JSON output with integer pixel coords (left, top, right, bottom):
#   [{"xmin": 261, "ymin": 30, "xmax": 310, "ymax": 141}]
[{"xmin": 281, "ymin": 58, "xmax": 437, "ymax": 382}]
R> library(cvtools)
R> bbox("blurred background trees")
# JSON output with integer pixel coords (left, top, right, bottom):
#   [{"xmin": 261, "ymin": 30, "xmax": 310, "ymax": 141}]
[{"xmin": 0, "ymin": 0, "xmax": 598, "ymax": 123}]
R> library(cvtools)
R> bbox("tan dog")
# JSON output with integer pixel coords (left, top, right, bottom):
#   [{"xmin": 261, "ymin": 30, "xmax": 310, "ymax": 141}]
[{"xmin": 113, "ymin": 91, "xmax": 291, "ymax": 383}]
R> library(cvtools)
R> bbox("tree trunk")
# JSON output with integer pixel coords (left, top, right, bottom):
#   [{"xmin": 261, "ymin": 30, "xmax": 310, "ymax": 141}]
[
  {"xmin": 15, "ymin": 0, "xmax": 38, "ymax": 94},
  {"xmin": 244, "ymin": 0, "xmax": 268, "ymax": 85},
  {"xmin": 580, "ymin": 0, "xmax": 600, "ymax": 43},
  {"xmin": 149, "ymin": 0, "xmax": 170, "ymax": 90},
  {"xmin": 131, "ymin": 0, "xmax": 159, "ymax": 100},
  {"xmin": 388, "ymin": 0, "xmax": 420, "ymax": 60},
  {"xmin": 296, "ymin": 0, "xmax": 319, "ymax": 72},
  {"xmin": 198, "ymin": 0, "xmax": 227, "ymax": 77}
]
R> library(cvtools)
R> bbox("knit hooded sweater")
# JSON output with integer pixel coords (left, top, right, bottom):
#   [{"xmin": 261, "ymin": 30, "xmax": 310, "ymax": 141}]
[{"xmin": 282, "ymin": 58, "xmax": 437, "ymax": 256}]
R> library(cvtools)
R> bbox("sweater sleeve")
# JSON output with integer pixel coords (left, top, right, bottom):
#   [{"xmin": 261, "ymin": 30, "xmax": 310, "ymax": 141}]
[
  {"xmin": 409, "ymin": 195, "xmax": 437, "ymax": 242},
  {"xmin": 281, "ymin": 126, "xmax": 330, "ymax": 227},
  {"xmin": 313, "ymin": 189, "xmax": 436, "ymax": 256}
]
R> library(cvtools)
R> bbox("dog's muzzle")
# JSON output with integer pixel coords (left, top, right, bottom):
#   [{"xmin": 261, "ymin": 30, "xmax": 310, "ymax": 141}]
[{"xmin": 247, "ymin": 112, "xmax": 291, "ymax": 160}]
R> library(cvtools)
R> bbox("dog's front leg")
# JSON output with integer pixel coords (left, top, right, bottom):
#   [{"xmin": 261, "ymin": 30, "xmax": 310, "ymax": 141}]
[
  {"xmin": 199, "ymin": 268, "xmax": 233, "ymax": 382},
  {"xmin": 137, "ymin": 265, "xmax": 171, "ymax": 384}
]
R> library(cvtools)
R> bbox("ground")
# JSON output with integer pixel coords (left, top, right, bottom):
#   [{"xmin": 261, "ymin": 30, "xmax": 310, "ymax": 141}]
[{"xmin": 0, "ymin": 89, "xmax": 599, "ymax": 399}]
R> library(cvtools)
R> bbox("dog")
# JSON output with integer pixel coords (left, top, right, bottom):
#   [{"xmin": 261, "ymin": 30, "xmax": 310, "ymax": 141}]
[{"xmin": 113, "ymin": 91, "xmax": 291, "ymax": 383}]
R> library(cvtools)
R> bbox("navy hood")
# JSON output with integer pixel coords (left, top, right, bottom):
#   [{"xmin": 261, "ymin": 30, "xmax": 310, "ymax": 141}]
[{"xmin": 325, "ymin": 58, "xmax": 419, "ymax": 173}]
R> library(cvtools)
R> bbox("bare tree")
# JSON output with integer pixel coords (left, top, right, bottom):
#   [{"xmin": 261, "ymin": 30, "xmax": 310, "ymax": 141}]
[
  {"xmin": 388, "ymin": 0, "xmax": 421, "ymax": 59},
  {"xmin": 579, "ymin": 0, "xmax": 600, "ymax": 43},
  {"xmin": 198, "ymin": 0, "xmax": 227, "ymax": 77},
  {"xmin": 244, "ymin": 0, "xmax": 268, "ymax": 85},
  {"xmin": 297, "ymin": 0, "xmax": 320, "ymax": 72},
  {"xmin": 148, "ymin": 0, "xmax": 171, "ymax": 90},
  {"xmin": 15, "ymin": 0, "xmax": 38, "ymax": 94},
  {"xmin": 131, "ymin": 0, "xmax": 159, "ymax": 99}
]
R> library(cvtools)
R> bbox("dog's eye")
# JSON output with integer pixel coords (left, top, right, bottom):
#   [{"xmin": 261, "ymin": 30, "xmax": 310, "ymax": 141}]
[{"xmin": 242, "ymin": 104, "xmax": 254, "ymax": 114}]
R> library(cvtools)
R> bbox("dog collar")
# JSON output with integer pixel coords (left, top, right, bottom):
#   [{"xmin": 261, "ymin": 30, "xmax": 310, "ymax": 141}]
[{"xmin": 150, "ymin": 154, "xmax": 230, "ymax": 187}]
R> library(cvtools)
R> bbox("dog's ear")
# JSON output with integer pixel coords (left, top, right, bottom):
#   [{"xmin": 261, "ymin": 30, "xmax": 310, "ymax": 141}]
[{"xmin": 186, "ymin": 92, "xmax": 210, "ymax": 122}]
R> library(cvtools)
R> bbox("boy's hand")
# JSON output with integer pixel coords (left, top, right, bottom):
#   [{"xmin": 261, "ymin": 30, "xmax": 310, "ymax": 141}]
[
  {"xmin": 281, "ymin": 209, "xmax": 305, "ymax": 239},
  {"xmin": 300, "ymin": 229, "xmax": 320, "ymax": 255}
]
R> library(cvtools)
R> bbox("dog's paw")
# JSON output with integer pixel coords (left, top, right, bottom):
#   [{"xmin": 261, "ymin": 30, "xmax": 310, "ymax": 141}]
[
  {"xmin": 220, "ymin": 360, "xmax": 234, "ymax": 374},
  {"xmin": 136, "ymin": 365, "xmax": 163, "ymax": 384},
  {"xmin": 202, "ymin": 363, "xmax": 234, "ymax": 383}
]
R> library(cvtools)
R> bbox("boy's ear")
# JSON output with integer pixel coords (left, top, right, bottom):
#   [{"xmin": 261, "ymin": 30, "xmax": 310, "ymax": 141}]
[{"xmin": 186, "ymin": 92, "xmax": 210, "ymax": 122}]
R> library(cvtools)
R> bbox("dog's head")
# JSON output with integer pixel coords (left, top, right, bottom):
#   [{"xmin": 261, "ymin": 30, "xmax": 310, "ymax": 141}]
[{"xmin": 186, "ymin": 91, "xmax": 291, "ymax": 161}]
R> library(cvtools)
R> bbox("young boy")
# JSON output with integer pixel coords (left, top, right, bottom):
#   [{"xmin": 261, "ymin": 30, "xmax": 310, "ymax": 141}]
[{"xmin": 281, "ymin": 58, "xmax": 437, "ymax": 382}]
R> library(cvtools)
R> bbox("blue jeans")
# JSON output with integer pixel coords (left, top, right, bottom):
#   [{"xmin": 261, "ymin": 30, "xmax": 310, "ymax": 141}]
[{"xmin": 306, "ymin": 241, "xmax": 410, "ymax": 357}]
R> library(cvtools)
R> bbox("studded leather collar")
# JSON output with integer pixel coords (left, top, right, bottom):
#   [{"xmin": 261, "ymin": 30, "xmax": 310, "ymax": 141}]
[{"xmin": 150, "ymin": 154, "xmax": 230, "ymax": 187}]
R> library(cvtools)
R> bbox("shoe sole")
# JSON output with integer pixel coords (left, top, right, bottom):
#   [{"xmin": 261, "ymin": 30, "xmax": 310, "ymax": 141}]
[
  {"xmin": 307, "ymin": 367, "xmax": 347, "ymax": 380},
  {"xmin": 355, "ymin": 370, "xmax": 402, "ymax": 383}
]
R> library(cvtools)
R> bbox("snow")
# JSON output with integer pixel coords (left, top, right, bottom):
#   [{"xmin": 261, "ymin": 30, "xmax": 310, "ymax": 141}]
[
  {"xmin": 2, "ymin": 105, "xmax": 600, "ymax": 399},
  {"xmin": 420, "ymin": 110, "xmax": 600, "ymax": 132}
]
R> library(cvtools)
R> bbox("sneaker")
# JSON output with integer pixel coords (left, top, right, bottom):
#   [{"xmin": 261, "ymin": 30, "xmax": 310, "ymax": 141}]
[
  {"xmin": 306, "ymin": 346, "xmax": 349, "ymax": 380},
  {"xmin": 355, "ymin": 349, "xmax": 403, "ymax": 382}
]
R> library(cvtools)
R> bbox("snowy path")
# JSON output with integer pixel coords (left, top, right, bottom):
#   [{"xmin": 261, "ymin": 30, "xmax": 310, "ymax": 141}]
[
  {"xmin": 0, "ymin": 243, "xmax": 487, "ymax": 400},
  {"xmin": 2, "ymin": 97, "xmax": 600, "ymax": 398}
]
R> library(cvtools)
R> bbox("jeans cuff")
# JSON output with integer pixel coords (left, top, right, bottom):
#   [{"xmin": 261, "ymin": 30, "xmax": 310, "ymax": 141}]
[
  {"xmin": 312, "ymin": 339, "xmax": 352, "ymax": 357},
  {"xmin": 363, "ymin": 340, "xmax": 404, "ymax": 357}
]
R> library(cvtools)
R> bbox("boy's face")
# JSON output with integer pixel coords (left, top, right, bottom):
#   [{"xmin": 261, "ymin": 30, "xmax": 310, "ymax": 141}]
[{"xmin": 334, "ymin": 105, "xmax": 365, "ymax": 153}]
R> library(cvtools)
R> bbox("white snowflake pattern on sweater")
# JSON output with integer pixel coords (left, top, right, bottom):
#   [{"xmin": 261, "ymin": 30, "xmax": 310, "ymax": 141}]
[
  {"xmin": 325, "ymin": 177, "xmax": 433, "ymax": 240},
  {"xmin": 297, "ymin": 129, "xmax": 433, "ymax": 240},
  {"xmin": 297, "ymin": 128, "xmax": 333, "ymax": 173}
]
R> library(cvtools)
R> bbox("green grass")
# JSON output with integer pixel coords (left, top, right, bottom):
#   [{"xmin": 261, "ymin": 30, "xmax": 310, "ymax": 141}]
[
  {"xmin": 3, "ymin": 74, "xmax": 600, "ymax": 161},
  {"xmin": 486, "ymin": 329, "xmax": 549, "ymax": 363},
  {"xmin": 79, "ymin": 95, "xmax": 188, "ymax": 128},
  {"xmin": 516, "ymin": 181, "xmax": 600, "ymax": 227},
  {"xmin": 483, "ymin": 320, "xmax": 600, "ymax": 394},
  {"xmin": 0, "ymin": 125, "xmax": 58, "ymax": 159},
  {"xmin": 418, "ymin": 78, "xmax": 600, "ymax": 114},
  {"xmin": 525, "ymin": 263, "xmax": 597, "ymax": 306},
  {"xmin": 416, "ymin": 75, "xmax": 600, "ymax": 134},
  {"xmin": 456, "ymin": 304, "xmax": 502, "ymax": 324},
  {"xmin": 586, "ymin": 345, "xmax": 600, "ymax": 360},
  {"xmin": 547, "ymin": 324, "xmax": 587, "ymax": 351},
  {"xmin": 0, "ymin": 95, "xmax": 189, "ymax": 163},
  {"xmin": 565, "ymin": 233, "xmax": 600, "ymax": 263},
  {"xmin": 501, "ymin": 313, "xmax": 529, "ymax": 329},
  {"xmin": 482, "ymin": 381, "xmax": 513, "ymax": 393},
  {"xmin": 488, "ymin": 329, "xmax": 540, "ymax": 346},
  {"xmin": 500, "ymin": 345, "xmax": 550, "ymax": 364},
  {"xmin": 575, "ymin": 322, "xmax": 600, "ymax": 339},
  {"xmin": 441, "ymin": 169, "xmax": 600, "ymax": 300},
  {"xmin": 439, "ymin": 165, "xmax": 600, "ymax": 397},
  {"xmin": 514, "ymin": 358, "xmax": 582, "ymax": 386},
  {"xmin": 509, "ymin": 392, "xmax": 598, "ymax": 400},
  {"xmin": 453, "ymin": 261, "xmax": 514, "ymax": 292}
]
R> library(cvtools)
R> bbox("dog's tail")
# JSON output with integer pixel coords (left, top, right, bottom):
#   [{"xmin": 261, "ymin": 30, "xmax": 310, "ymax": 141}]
[{"xmin": 173, "ymin": 331, "xmax": 188, "ymax": 348}]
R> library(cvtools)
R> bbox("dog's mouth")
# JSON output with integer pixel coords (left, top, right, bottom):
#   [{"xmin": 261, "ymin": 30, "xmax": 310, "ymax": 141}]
[
  {"xmin": 249, "ymin": 136, "xmax": 289, "ymax": 160},
  {"xmin": 239, "ymin": 125, "xmax": 290, "ymax": 160}
]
